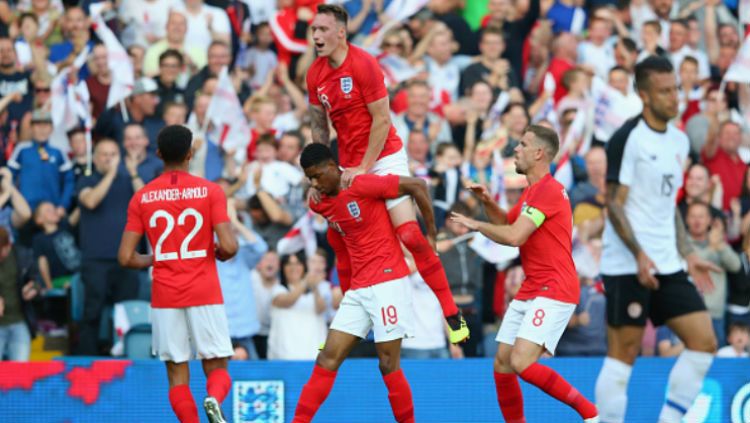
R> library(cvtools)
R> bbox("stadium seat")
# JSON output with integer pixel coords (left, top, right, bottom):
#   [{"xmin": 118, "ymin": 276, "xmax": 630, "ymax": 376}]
[{"xmin": 117, "ymin": 300, "xmax": 153, "ymax": 359}]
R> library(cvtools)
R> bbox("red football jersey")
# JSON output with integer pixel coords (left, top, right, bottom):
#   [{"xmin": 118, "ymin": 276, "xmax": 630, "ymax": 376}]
[
  {"xmin": 306, "ymin": 44, "xmax": 402, "ymax": 168},
  {"xmin": 310, "ymin": 174, "xmax": 408, "ymax": 289},
  {"xmin": 124, "ymin": 171, "xmax": 230, "ymax": 308},
  {"xmin": 507, "ymin": 174, "xmax": 579, "ymax": 304}
]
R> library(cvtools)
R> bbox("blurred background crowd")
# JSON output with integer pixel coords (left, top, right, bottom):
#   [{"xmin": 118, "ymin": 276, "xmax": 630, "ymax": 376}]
[{"xmin": 0, "ymin": 0, "xmax": 750, "ymax": 363}]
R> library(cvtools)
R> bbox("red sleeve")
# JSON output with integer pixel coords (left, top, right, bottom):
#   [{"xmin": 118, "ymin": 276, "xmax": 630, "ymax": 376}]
[
  {"xmin": 210, "ymin": 184, "xmax": 230, "ymax": 226},
  {"xmin": 355, "ymin": 53, "xmax": 388, "ymax": 104},
  {"xmin": 352, "ymin": 174, "xmax": 400, "ymax": 199},
  {"xmin": 124, "ymin": 194, "xmax": 144, "ymax": 234},
  {"xmin": 524, "ymin": 180, "xmax": 561, "ymax": 218},
  {"xmin": 306, "ymin": 62, "xmax": 321, "ymax": 106},
  {"xmin": 327, "ymin": 228, "xmax": 350, "ymax": 294}
]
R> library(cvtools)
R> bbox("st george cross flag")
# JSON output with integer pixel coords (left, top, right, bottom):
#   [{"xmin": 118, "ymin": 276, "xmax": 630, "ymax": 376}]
[
  {"xmin": 90, "ymin": 3, "xmax": 134, "ymax": 108},
  {"xmin": 277, "ymin": 212, "xmax": 318, "ymax": 257},
  {"xmin": 205, "ymin": 66, "xmax": 251, "ymax": 155},
  {"xmin": 724, "ymin": 35, "xmax": 750, "ymax": 84}
]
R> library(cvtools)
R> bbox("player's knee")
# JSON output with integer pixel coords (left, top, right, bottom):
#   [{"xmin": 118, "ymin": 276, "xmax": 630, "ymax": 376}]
[
  {"xmin": 494, "ymin": 352, "xmax": 513, "ymax": 373},
  {"xmin": 316, "ymin": 349, "xmax": 344, "ymax": 372},
  {"xmin": 508, "ymin": 349, "xmax": 534, "ymax": 374},
  {"xmin": 396, "ymin": 222, "xmax": 428, "ymax": 253},
  {"xmin": 377, "ymin": 351, "xmax": 400, "ymax": 375}
]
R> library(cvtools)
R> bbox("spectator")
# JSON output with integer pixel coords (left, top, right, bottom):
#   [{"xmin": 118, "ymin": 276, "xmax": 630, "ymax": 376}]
[
  {"xmin": 685, "ymin": 202, "xmax": 741, "ymax": 347},
  {"xmin": 407, "ymin": 130, "xmax": 431, "ymax": 179},
  {"xmin": 74, "ymin": 139, "xmax": 140, "ymax": 355},
  {"xmin": 277, "ymin": 130, "xmax": 304, "ymax": 167},
  {"xmin": 251, "ymin": 250, "xmax": 280, "ymax": 359},
  {"xmin": 436, "ymin": 201, "xmax": 483, "ymax": 356},
  {"xmin": 393, "ymin": 80, "xmax": 452, "ymax": 149},
  {"xmin": 127, "ymin": 44, "xmax": 146, "ymax": 80},
  {"xmin": 677, "ymin": 57, "xmax": 702, "ymax": 128},
  {"xmin": 31, "ymin": 201, "xmax": 79, "ymax": 290},
  {"xmin": 84, "ymin": 44, "xmax": 111, "ymax": 120},
  {"xmin": 8, "ymin": 109, "xmax": 73, "ymax": 214},
  {"xmin": 48, "ymin": 7, "xmax": 93, "ymax": 77},
  {"xmin": 22, "ymin": 0, "xmax": 61, "ymax": 47},
  {"xmin": 577, "ymin": 17, "xmax": 616, "ymax": 80},
  {"xmin": 668, "ymin": 19, "xmax": 710, "ymax": 81},
  {"xmin": 423, "ymin": 25, "xmax": 462, "ymax": 101},
  {"xmin": 557, "ymin": 278, "xmax": 607, "ymax": 356},
  {"xmin": 267, "ymin": 251, "xmax": 329, "ymax": 360},
  {"xmin": 716, "ymin": 322, "xmax": 750, "ymax": 358},
  {"xmin": 430, "ymin": 143, "xmax": 464, "ymax": 228},
  {"xmin": 162, "ymin": 101, "xmax": 187, "ymax": 126},
  {"xmin": 546, "ymin": 32, "xmax": 578, "ymax": 104},
  {"xmin": 614, "ymin": 37, "xmax": 639, "ymax": 74},
  {"xmin": 0, "ymin": 166, "xmax": 30, "ymax": 236},
  {"xmin": 13, "ymin": 12, "xmax": 43, "ymax": 70},
  {"xmin": 239, "ymin": 22, "xmax": 277, "ymax": 91},
  {"xmin": 702, "ymin": 121, "xmax": 747, "ymax": 211},
  {"xmin": 0, "ymin": 226, "xmax": 40, "ymax": 361},
  {"xmin": 656, "ymin": 326, "xmax": 684, "ymax": 357},
  {"xmin": 153, "ymin": 49, "xmax": 185, "ymax": 117},
  {"xmin": 94, "ymin": 77, "xmax": 164, "ymax": 152},
  {"xmin": 143, "ymin": 10, "xmax": 206, "ymax": 77},
  {"xmin": 218, "ymin": 200, "xmax": 268, "ymax": 361},
  {"xmin": 174, "ymin": 0, "xmax": 231, "ymax": 53},
  {"xmin": 677, "ymin": 163, "xmax": 724, "ymax": 222},
  {"xmin": 67, "ymin": 128, "xmax": 87, "ymax": 180},
  {"xmin": 571, "ymin": 147, "xmax": 606, "ymax": 225},
  {"xmin": 122, "ymin": 123, "xmax": 163, "ymax": 184},
  {"xmin": 499, "ymin": 102, "xmax": 530, "ymax": 157},
  {"xmin": 242, "ymin": 134, "xmax": 302, "ymax": 200},
  {"xmin": 244, "ymin": 96, "xmax": 277, "ymax": 163},
  {"xmin": 459, "ymin": 27, "xmax": 518, "ymax": 97},
  {"xmin": 685, "ymin": 88, "xmax": 729, "ymax": 155},
  {"xmin": 637, "ymin": 20, "xmax": 668, "ymax": 62},
  {"xmin": 118, "ymin": 0, "xmax": 179, "ymax": 49},
  {"xmin": 0, "ymin": 37, "xmax": 34, "ymax": 130},
  {"xmin": 184, "ymin": 40, "xmax": 231, "ymax": 109}
]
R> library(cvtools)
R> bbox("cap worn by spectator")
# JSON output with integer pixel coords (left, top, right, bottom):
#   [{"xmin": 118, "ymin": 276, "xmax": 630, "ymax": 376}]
[
  {"xmin": 131, "ymin": 77, "xmax": 159, "ymax": 96},
  {"xmin": 31, "ymin": 109, "xmax": 52, "ymax": 123}
]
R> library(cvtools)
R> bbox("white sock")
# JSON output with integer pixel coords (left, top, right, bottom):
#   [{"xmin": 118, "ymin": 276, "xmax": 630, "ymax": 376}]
[
  {"xmin": 595, "ymin": 357, "xmax": 632, "ymax": 423},
  {"xmin": 658, "ymin": 350, "xmax": 714, "ymax": 423},
  {"xmin": 584, "ymin": 417, "xmax": 600, "ymax": 423}
]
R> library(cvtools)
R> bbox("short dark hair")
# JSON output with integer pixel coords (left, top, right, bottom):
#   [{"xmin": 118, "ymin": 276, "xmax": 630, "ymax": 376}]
[
  {"xmin": 435, "ymin": 142, "xmax": 458, "ymax": 157},
  {"xmin": 609, "ymin": 65, "xmax": 629, "ymax": 75},
  {"xmin": 280, "ymin": 251, "xmax": 308, "ymax": 287},
  {"xmin": 449, "ymin": 201, "xmax": 472, "ymax": 218},
  {"xmin": 256, "ymin": 133, "xmax": 276, "ymax": 149},
  {"xmin": 635, "ymin": 55, "xmax": 674, "ymax": 91},
  {"xmin": 157, "ymin": 125, "xmax": 192, "ymax": 164},
  {"xmin": 618, "ymin": 37, "xmax": 637, "ymax": 54},
  {"xmin": 159, "ymin": 49, "xmax": 184, "ymax": 66},
  {"xmin": 281, "ymin": 130, "xmax": 305, "ymax": 150},
  {"xmin": 680, "ymin": 55, "xmax": 699, "ymax": 68},
  {"xmin": 643, "ymin": 20, "xmax": 662, "ymax": 33},
  {"xmin": 18, "ymin": 12, "xmax": 38, "ymax": 25},
  {"xmin": 300, "ymin": 143, "xmax": 335, "ymax": 169},
  {"xmin": 686, "ymin": 200, "xmax": 711, "ymax": 216},
  {"xmin": 670, "ymin": 18, "xmax": 689, "ymax": 30},
  {"xmin": 480, "ymin": 26, "xmax": 504, "ymax": 42},
  {"xmin": 728, "ymin": 322, "xmax": 750, "ymax": 335},
  {"xmin": 317, "ymin": 4, "xmax": 348, "ymax": 26},
  {"xmin": 66, "ymin": 127, "xmax": 86, "ymax": 139},
  {"xmin": 525, "ymin": 124, "xmax": 559, "ymax": 159}
]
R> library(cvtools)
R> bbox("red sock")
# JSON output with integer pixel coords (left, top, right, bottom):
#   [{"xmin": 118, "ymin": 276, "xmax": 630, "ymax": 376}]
[
  {"xmin": 206, "ymin": 368, "xmax": 231, "ymax": 403},
  {"xmin": 168, "ymin": 384, "xmax": 199, "ymax": 423},
  {"xmin": 383, "ymin": 369, "xmax": 415, "ymax": 423},
  {"xmin": 327, "ymin": 228, "xmax": 351, "ymax": 294},
  {"xmin": 395, "ymin": 221, "xmax": 458, "ymax": 317},
  {"xmin": 519, "ymin": 363, "xmax": 598, "ymax": 419},
  {"xmin": 494, "ymin": 372, "xmax": 526, "ymax": 423},
  {"xmin": 293, "ymin": 365, "xmax": 337, "ymax": 423}
]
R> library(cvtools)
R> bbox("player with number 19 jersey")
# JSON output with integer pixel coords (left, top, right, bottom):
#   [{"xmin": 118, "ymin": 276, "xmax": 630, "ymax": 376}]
[{"xmin": 124, "ymin": 170, "xmax": 230, "ymax": 308}]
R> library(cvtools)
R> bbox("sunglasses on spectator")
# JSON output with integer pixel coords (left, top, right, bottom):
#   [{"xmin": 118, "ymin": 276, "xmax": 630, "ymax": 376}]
[
  {"xmin": 383, "ymin": 42, "xmax": 404, "ymax": 48},
  {"xmin": 35, "ymin": 87, "xmax": 50, "ymax": 93}
]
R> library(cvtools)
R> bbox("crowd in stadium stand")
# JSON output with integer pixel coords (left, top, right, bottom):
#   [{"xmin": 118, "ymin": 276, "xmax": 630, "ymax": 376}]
[{"xmin": 0, "ymin": 0, "xmax": 749, "ymax": 362}]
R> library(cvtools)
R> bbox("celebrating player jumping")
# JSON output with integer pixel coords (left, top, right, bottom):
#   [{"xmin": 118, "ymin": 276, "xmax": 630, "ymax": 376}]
[
  {"xmin": 305, "ymin": 4, "xmax": 468, "ymax": 343},
  {"xmin": 451, "ymin": 125, "xmax": 599, "ymax": 423},
  {"xmin": 118, "ymin": 125, "xmax": 238, "ymax": 423},
  {"xmin": 293, "ymin": 143, "xmax": 440, "ymax": 423}
]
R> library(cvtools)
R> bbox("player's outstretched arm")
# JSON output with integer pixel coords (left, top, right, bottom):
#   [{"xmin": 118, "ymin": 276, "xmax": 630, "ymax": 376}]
[
  {"xmin": 214, "ymin": 222, "xmax": 239, "ymax": 262},
  {"xmin": 449, "ymin": 212, "xmax": 537, "ymax": 247},
  {"xmin": 467, "ymin": 183, "xmax": 507, "ymax": 225},
  {"xmin": 310, "ymin": 104, "xmax": 331, "ymax": 146},
  {"xmin": 398, "ymin": 176, "xmax": 438, "ymax": 247},
  {"xmin": 117, "ymin": 231, "xmax": 153, "ymax": 269}
]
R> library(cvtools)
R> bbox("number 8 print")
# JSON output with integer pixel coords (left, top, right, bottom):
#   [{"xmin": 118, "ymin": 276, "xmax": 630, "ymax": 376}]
[{"xmin": 532, "ymin": 309, "xmax": 545, "ymax": 327}]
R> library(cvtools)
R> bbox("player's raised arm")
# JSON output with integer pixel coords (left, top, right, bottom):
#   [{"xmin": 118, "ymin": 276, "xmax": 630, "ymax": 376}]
[{"xmin": 397, "ymin": 176, "xmax": 438, "ymax": 248}]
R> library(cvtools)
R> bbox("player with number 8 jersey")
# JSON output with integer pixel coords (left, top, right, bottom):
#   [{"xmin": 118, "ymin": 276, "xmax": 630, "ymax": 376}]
[{"xmin": 119, "ymin": 125, "xmax": 238, "ymax": 423}]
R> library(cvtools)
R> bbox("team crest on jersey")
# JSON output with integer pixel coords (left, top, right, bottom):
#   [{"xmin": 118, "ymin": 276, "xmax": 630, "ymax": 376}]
[
  {"xmin": 340, "ymin": 76, "xmax": 353, "ymax": 94},
  {"xmin": 347, "ymin": 201, "xmax": 361, "ymax": 218}
]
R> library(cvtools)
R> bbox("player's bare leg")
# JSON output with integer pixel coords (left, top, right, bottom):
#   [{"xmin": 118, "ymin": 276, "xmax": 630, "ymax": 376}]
[
  {"xmin": 658, "ymin": 312, "xmax": 716, "ymax": 423},
  {"xmin": 166, "ymin": 361, "xmax": 199, "ymax": 423},
  {"xmin": 506, "ymin": 338, "xmax": 598, "ymax": 422},
  {"xmin": 201, "ymin": 357, "xmax": 231, "ymax": 423},
  {"xmin": 493, "ymin": 343, "xmax": 525, "ymax": 422},
  {"xmin": 375, "ymin": 339, "xmax": 415, "ymax": 423},
  {"xmin": 388, "ymin": 199, "xmax": 468, "ymax": 343},
  {"xmin": 595, "ymin": 325, "xmax": 644, "ymax": 423},
  {"xmin": 293, "ymin": 330, "xmax": 360, "ymax": 423}
]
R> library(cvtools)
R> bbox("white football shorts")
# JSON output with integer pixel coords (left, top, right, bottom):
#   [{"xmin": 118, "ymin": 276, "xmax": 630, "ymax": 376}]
[
  {"xmin": 369, "ymin": 147, "xmax": 411, "ymax": 210},
  {"xmin": 152, "ymin": 304, "xmax": 234, "ymax": 363},
  {"xmin": 495, "ymin": 297, "xmax": 576, "ymax": 355}
]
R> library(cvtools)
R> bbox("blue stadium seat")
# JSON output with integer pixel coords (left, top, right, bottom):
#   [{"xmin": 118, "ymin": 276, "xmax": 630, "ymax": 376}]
[{"xmin": 117, "ymin": 300, "xmax": 153, "ymax": 359}]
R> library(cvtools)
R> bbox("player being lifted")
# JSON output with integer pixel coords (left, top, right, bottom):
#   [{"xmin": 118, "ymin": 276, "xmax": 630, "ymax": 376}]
[
  {"xmin": 306, "ymin": 4, "xmax": 468, "ymax": 343},
  {"xmin": 119, "ymin": 125, "xmax": 237, "ymax": 423},
  {"xmin": 451, "ymin": 125, "xmax": 599, "ymax": 423},
  {"xmin": 293, "ymin": 143, "xmax": 438, "ymax": 423}
]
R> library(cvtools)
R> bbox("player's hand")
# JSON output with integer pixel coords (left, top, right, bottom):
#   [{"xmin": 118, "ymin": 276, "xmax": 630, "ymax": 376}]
[
  {"xmin": 450, "ymin": 212, "xmax": 480, "ymax": 231},
  {"xmin": 449, "ymin": 343, "xmax": 464, "ymax": 359},
  {"xmin": 308, "ymin": 186, "xmax": 322, "ymax": 204},
  {"xmin": 341, "ymin": 167, "xmax": 365, "ymax": 189},
  {"xmin": 636, "ymin": 251, "xmax": 659, "ymax": 290},
  {"xmin": 687, "ymin": 253, "xmax": 719, "ymax": 293},
  {"xmin": 578, "ymin": 311, "xmax": 591, "ymax": 327},
  {"xmin": 467, "ymin": 183, "xmax": 492, "ymax": 203}
]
